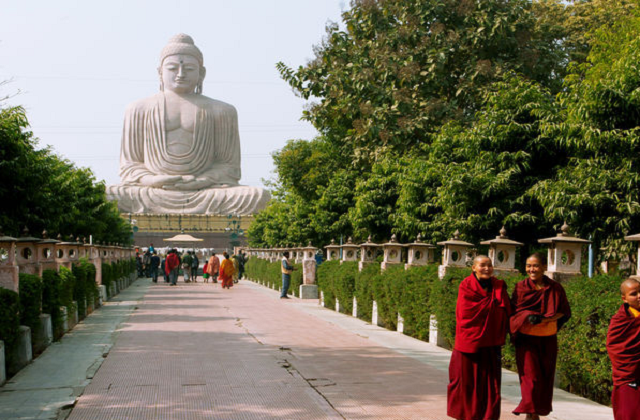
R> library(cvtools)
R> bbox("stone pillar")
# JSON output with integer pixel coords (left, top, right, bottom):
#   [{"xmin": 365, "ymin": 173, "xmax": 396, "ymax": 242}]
[
  {"xmin": 480, "ymin": 227, "xmax": 523, "ymax": 277},
  {"xmin": 352, "ymin": 296, "xmax": 358, "ymax": 317},
  {"xmin": 0, "ymin": 232, "xmax": 19, "ymax": 292},
  {"xmin": 539, "ymin": 222, "xmax": 591, "ymax": 282},
  {"xmin": 32, "ymin": 313, "xmax": 53, "ymax": 354},
  {"xmin": 55, "ymin": 235, "xmax": 81, "ymax": 270},
  {"xmin": 359, "ymin": 235, "xmax": 379, "ymax": 272},
  {"xmin": 325, "ymin": 239, "xmax": 340, "ymax": 262},
  {"xmin": 88, "ymin": 244, "xmax": 102, "ymax": 285},
  {"xmin": 381, "ymin": 234, "xmax": 405, "ymax": 271},
  {"xmin": 9, "ymin": 326, "xmax": 32, "ymax": 374},
  {"xmin": 300, "ymin": 242, "xmax": 318, "ymax": 299},
  {"xmin": 341, "ymin": 237, "xmax": 359, "ymax": 264},
  {"xmin": 405, "ymin": 234, "xmax": 436, "ymax": 270}
]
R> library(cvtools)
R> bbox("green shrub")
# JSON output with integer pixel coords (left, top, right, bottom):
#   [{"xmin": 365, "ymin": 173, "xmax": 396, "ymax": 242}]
[
  {"xmin": 291, "ymin": 263, "xmax": 303, "ymax": 297},
  {"xmin": 72, "ymin": 262, "xmax": 87, "ymax": 318},
  {"xmin": 84, "ymin": 261, "xmax": 98, "ymax": 306},
  {"xmin": 58, "ymin": 266, "xmax": 76, "ymax": 314},
  {"xmin": 0, "ymin": 288, "xmax": 20, "ymax": 347},
  {"xmin": 334, "ymin": 262, "xmax": 358, "ymax": 314},
  {"xmin": 429, "ymin": 267, "xmax": 469, "ymax": 349},
  {"xmin": 317, "ymin": 260, "xmax": 340, "ymax": 310},
  {"xmin": 18, "ymin": 273, "xmax": 42, "ymax": 333},
  {"xmin": 101, "ymin": 262, "xmax": 112, "ymax": 293},
  {"xmin": 354, "ymin": 263, "xmax": 378, "ymax": 322},
  {"xmin": 398, "ymin": 265, "xmax": 438, "ymax": 341},
  {"xmin": 41, "ymin": 269, "xmax": 63, "ymax": 339},
  {"xmin": 556, "ymin": 274, "xmax": 622, "ymax": 405}
]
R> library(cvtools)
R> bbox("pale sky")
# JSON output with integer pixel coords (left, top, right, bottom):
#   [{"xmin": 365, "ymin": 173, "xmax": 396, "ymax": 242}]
[{"xmin": 0, "ymin": 0, "xmax": 346, "ymax": 188}]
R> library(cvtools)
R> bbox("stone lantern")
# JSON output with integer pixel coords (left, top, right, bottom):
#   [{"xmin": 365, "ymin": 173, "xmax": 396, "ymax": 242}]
[
  {"xmin": 480, "ymin": 227, "xmax": 523, "ymax": 275},
  {"xmin": 539, "ymin": 222, "xmax": 591, "ymax": 281},
  {"xmin": 405, "ymin": 234, "xmax": 437, "ymax": 269},
  {"xmin": 437, "ymin": 230, "xmax": 474, "ymax": 279},
  {"xmin": 36, "ymin": 230, "xmax": 59, "ymax": 276},
  {"xmin": 325, "ymin": 239, "xmax": 340, "ymax": 262},
  {"xmin": 15, "ymin": 227, "xmax": 42, "ymax": 276},
  {"xmin": 359, "ymin": 235, "xmax": 380, "ymax": 272},
  {"xmin": 624, "ymin": 232, "xmax": 640, "ymax": 278},
  {"xmin": 0, "ymin": 230, "xmax": 18, "ymax": 292},
  {"xmin": 381, "ymin": 234, "xmax": 406, "ymax": 271},
  {"xmin": 341, "ymin": 237, "xmax": 359, "ymax": 264},
  {"xmin": 299, "ymin": 242, "xmax": 319, "ymax": 299},
  {"xmin": 294, "ymin": 244, "xmax": 304, "ymax": 264}
]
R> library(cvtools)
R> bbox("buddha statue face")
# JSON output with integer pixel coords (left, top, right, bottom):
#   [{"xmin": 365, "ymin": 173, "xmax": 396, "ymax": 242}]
[{"xmin": 159, "ymin": 54, "xmax": 205, "ymax": 94}]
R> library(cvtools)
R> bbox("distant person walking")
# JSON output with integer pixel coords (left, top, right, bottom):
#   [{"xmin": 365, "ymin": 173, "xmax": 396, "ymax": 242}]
[
  {"xmin": 202, "ymin": 260, "xmax": 210, "ymax": 283},
  {"xmin": 150, "ymin": 251, "xmax": 160, "ymax": 283},
  {"xmin": 207, "ymin": 252, "xmax": 220, "ymax": 284},
  {"xmin": 160, "ymin": 255, "xmax": 168, "ymax": 283},
  {"xmin": 165, "ymin": 249, "xmax": 180, "ymax": 286},
  {"xmin": 191, "ymin": 251, "xmax": 199, "ymax": 282},
  {"xmin": 280, "ymin": 251, "xmax": 294, "ymax": 299},
  {"xmin": 238, "ymin": 251, "xmax": 247, "ymax": 279},
  {"xmin": 182, "ymin": 251, "xmax": 193, "ymax": 282},
  {"xmin": 219, "ymin": 252, "xmax": 235, "ymax": 289}
]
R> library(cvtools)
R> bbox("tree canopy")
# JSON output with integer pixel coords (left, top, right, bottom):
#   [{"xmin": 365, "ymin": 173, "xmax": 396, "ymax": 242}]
[
  {"xmin": 0, "ymin": 105, "xmax": 131, "ymax": 243},
  {"xmin": 249, "ymin": 0, "xmax": 640, "ymax": 262}
]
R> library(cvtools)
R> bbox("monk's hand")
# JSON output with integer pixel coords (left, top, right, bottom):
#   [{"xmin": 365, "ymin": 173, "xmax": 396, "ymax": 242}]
[
  {"xmin": 527, "ymin": 314, "xmax": 542, "ymax": 325},
  {"xmin": 140, "ymin": 174, "xmax": 182, "ymax": 188}
]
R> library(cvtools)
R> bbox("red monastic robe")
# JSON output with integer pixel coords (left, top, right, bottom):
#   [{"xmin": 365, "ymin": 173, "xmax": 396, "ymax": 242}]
[
  {"xmin": 510, "ymin": 276, "xmax": 571, "ymax": 417},
  {"xmin": 607, "ymin": 304, "xmax": 640, "ymax": 420},
  {"xmin": 447, "ymin": 274, "xmax": 511, "ymax": 420}
]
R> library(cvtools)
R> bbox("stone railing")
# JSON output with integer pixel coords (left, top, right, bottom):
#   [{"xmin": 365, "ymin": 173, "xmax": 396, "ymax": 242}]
[{"xmin": 0, "ymin": 229, "xmax": 136, "ymax": 385}]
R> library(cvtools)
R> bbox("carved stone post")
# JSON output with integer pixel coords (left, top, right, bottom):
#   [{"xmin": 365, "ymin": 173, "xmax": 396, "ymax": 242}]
[
  {"xmin": 15, "ymin": 228, "xmax": 42, "ymax": 276},
  {"xmin": 35, "ymin": 230, "xmax": 59, "ymax": 277},
  {"xmin": 299, "ymin": 242, "xmax": 318, "ymax": 299},
  {"xmin": 359, "ymin": 235, "xmax": 380, "ymax": 272},
  {"xmin": 341, "ymin": 237, "xmax": 359, "ymax": 264},
  {"xmin": 325, "ymin": 239, "xmax": 340, "ymax": 262},
  {"xmin": 381, "ymin": 234, "xmax": 405, "ymax": 271},
  {"xmin": 405, "ymin": 234, "xmax": 436, "ymax": 270}
]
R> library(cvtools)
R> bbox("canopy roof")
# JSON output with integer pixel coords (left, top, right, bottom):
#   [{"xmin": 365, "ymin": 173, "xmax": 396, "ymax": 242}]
[{"xmin": 163, "ymin": 233, "xmax": 204, "ymax": 242}]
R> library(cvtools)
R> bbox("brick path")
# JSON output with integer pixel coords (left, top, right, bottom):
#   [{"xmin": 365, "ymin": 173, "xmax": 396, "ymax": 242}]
[{"xmin": 65, "ymin": 278, "xmax": 602, "ymax": 419}]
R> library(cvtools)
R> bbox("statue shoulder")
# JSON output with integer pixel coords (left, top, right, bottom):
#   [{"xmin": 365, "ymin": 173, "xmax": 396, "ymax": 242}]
[
  {"xmin": 124, "ymin": 93, "xmax": 163, "ymax": 114},
  {"xmin": 196, "ymin": 95, "xmax": 238, "ymax": 116}
]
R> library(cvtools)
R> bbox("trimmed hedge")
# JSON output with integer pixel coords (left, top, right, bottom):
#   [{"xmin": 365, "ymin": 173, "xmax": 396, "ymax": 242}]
[
  {"xmin": 18, "ymin": 273, "xmax": 43, "ymax": 333},
  {"xmin": 0, "ymin": 288, "xmax": 20, "ymax": 348},
  {"xmin": 72, "ymin": 262, "xmax": 88, "ymax": 318},
  {"xmin": 42, "ymin": 269, "xmax": 63, "ymax": 339},
  {"xmin": 58, "ymin": 266, "xmax": 76, "ymax": 315}
]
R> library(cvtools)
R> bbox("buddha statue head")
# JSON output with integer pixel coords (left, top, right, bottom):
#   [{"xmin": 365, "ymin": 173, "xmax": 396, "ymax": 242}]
[{"xmin": 158, "ymin": 34, "xmax": 206, "ymax": 95}]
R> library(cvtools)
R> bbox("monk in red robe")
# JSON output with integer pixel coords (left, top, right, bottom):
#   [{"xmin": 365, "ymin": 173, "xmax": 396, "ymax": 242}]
[
  {"xmin": 510, "ymin": 253, "xmax": 571, "ymax": 420},
  {"xmin": 607, "ymin": 278, "xmax": 640, "ymax": 420},
  {"xmin": 447, "ymin": 255, "xmax": 511, "ymax": 420}
]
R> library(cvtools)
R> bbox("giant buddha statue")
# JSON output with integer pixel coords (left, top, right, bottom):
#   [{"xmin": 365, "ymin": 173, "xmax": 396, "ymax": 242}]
[{"xmin": 106, "ymin": 34, "xmax": 270, "ymax": 215}]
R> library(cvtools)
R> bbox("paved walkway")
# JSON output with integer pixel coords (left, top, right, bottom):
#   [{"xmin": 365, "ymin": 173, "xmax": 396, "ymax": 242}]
[{"xmin": 1, "ymin": 277, "xmax": 613, "ymax": 419}]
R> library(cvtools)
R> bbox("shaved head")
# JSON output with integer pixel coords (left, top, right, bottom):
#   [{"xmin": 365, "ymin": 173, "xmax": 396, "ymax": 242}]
[
  {"xmin": 621, "ymin": 278, "xmax": 640, "ymax": 295},
  {"xmin": 473, "ymin": 255, "xmax": 491, "ymax": 265}
]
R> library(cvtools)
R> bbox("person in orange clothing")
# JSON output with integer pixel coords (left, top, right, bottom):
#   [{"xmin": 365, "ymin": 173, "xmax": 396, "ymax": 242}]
[
  {"xmin": 207, "ymin": 251, "xmax": 220, "ymax": 284},
  {"xmin": 607, "ymin": 278, "xmax": 640, "ymax": 420},
  {"xmin": 218, "ymin": 251, "xmax": 236, "ymax": 289},
  {"xmin": 510, "ymin": 253, "xmax": 571, "ymax": 420}
]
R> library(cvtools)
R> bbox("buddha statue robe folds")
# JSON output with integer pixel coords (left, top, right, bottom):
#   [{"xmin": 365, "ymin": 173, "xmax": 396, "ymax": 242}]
[{"xmin": 106, "ymin": 33, "xmax": 270, "ymax": 215}]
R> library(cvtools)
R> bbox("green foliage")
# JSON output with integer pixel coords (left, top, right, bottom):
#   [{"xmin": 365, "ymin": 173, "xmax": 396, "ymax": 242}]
[
  {"xmin": 317, "ymin": 260, "xmax": 339, "ymax": 310},
  {"xmin": 397, "ymin": 265, "xmax": 438, "ymax": 341},
  {"xmin": 0, "ymin": 105, "xmax": 131, "ymax": 244},
  {"xmin": 0, "ymin": 288, "xmax": 20, "ymax": 347},
  {"xmin": 557, "ymin": 274, "xmax": 623, "ymax": 404},
  {"xmin": 72, "ymin": 263, "xmax": 88, "ymax": 318},
  {"xmin": 58, "ymin": 266, "xmax": 76, "ymax": 314},
  {"xmin": 354, "ymin": 263, "xmax": 378, "ymax": 322},
  {"xmin": 101, "ymin": 262, "xmax": 112, "ymax": 294},
  {"xmin": 18, "ymin": 273, "xmax": 42, "ymax": 333},
  {"xmin": 429, "ymin": 267, "xmax": 468, "ymax": 348},
  {"xmin": 41, "ymin": 269, "xmax": 63, "ymax": 339}
]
